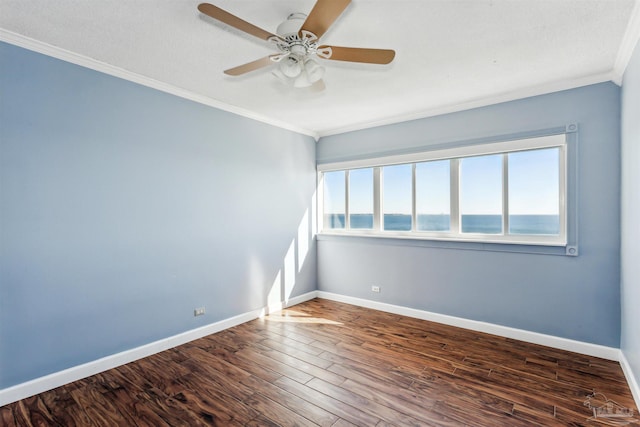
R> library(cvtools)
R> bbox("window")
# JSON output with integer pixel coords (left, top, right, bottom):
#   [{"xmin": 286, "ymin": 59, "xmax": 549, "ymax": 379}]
[
  {"xmin": 459, "ymin": 154, "xmax": 503, "ymax": 234},
  {"xmin": 416, "ymin": 160, "xmax": 450, "ymax": 232},
  {"xmin": 318, "ymin": 134, "xmax": 567, "ymax": 246},
  {"xmin": 382, "ymin": 164, "xmax": 412, "ymax": 231},
  {"xmin": 349, "ymin": 168, "xmax": 374, "ymax": 229},
  {"xmin": 323, "ymin": 170, "xmax": 345, "ymax": 230},
  {"xmin": 508, "ymin": 148, "xmax": 560, "ymax": 235}
]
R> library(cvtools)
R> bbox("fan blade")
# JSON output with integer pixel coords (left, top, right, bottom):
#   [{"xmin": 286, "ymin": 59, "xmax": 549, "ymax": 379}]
[
  {"xmin": 319, "ymin": 46, "xmax": 395, "ymax": 64},
  {"xmin": 224, "ymin": 55, "xmax": 281, "ymax": 76},
  {"xmin": 198, "ymin": 3, "xmax": 279, "ymax": 41},
  {"xmin": 300, "ymin": 0, "xmax": 351, "ymax": 39}
]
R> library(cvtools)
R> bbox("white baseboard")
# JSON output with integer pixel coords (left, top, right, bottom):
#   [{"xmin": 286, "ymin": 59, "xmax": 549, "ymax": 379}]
[
  {"xmin": 1, "ymin": 290, "xmax": 626, "ymax": 407},
  {"xmin": 317, "ymin": 291, "xmax": 621, "ymax": 361},
  {"xmin": 0, "ymin": 291, "xmax": 317, "ymax": 407},
  {"xmin": 620, "ymin": 352, "xmax": 640, "ymax": 410}
]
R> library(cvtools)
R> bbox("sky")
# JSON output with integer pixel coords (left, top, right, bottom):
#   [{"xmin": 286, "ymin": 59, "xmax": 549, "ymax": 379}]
[
  {"xmin": 349, "ymin": 168, "xmax": 373, "ymax": 214},
  {"xmin": 325, "ymin": 147, "xmax": 560, "ymax": 216}
]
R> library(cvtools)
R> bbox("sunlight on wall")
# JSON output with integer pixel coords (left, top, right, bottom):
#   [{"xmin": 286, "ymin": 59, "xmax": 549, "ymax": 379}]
[
  {"xmin": 312, "ymin": 191, "xmax": 317, "ymax": 235},
  {"xmin": 264, "ymin": 191, "xmax": 317, "ymax": 313},
  {"xmin": 249, "ymin": 254, "xmax": 270, "ymax": 309},
  {"xmin": 284, "ymin": 240, "xmax": 296, "ymax": 302},
  {"xmin": 297, "ymin": 209, "xmax": 309, "ymax": 273},
  {"xmin": 268, "ymin": 270, "xmax": 282, "ymax": 309}
]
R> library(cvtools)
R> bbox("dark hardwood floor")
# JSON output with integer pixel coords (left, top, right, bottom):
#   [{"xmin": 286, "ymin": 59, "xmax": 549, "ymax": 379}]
[{"xmin": 2, "ymin": 298, "xmax": 638, "ymax": 426}]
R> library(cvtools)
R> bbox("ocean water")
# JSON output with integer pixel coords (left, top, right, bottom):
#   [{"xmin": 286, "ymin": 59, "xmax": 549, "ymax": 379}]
[{"xmin": 325, "ymin": 214, "xmax": 560, "ymax": 235}]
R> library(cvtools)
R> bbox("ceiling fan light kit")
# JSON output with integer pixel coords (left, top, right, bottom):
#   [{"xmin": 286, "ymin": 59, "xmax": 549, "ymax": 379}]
[{"xmin": 197, "ymin": 0, "xmax": 395, "ymax": 89}]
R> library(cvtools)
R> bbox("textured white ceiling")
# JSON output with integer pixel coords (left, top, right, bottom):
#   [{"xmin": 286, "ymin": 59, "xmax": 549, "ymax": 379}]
[{"xmin": 1, "ymin": 0, "xmax": 638, "ymax": 138}]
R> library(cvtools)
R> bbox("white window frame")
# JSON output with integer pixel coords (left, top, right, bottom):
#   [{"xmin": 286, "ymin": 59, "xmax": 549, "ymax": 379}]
[{"xmin": 318, "ymin": 133, "xmax": 568, "ymax": 246}]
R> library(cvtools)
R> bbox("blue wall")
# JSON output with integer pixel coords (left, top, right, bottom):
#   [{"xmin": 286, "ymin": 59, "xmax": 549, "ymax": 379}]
[
  {"xmin": 317, "ymin": 82, "xmax": 621, "ymax": 347},
  {"xmin": 621, "ymin": 38, "xmax": 640, "ymax": 393},
  {"xmin": 0, "ymin": 42, "xmax": 317, "ymax": 389}
]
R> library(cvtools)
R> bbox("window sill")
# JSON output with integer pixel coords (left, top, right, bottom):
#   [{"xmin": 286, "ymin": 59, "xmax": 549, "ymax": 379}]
[{"xmin": 317, "ymin": 232, "xmax": 574, "ymax": 256}]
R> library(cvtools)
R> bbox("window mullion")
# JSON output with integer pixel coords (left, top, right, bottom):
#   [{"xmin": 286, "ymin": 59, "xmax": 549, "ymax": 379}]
[
  {"xmin": 559, "ymin": 145, "xmax": 567, "ymax": 239},
  {"xmin": 503, "ymin": 153, "xmax": 509, "ymax": 235},
  {"xmin": 450, "ymin": 159, "xmax": 460, "ymax": 235},
  {"xmin": 411, "ymin": 164, "xmax": 417, "ymax": 231},
  {"xmin": 345, "ymin": 170, "xmax": 350, "ymax": 230},
  {"xmin": 373, "ymin": 167, "xmax": 381, "ymax": 231},
  {"xmin": 318, "ymin": 172, "xmax": 325, "ymax": 232}
]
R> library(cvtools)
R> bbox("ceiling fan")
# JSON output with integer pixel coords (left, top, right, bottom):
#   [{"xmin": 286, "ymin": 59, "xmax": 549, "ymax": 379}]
[{"xmin": 197, "ymin": 0, "xmax": 396, "ymax": 88}]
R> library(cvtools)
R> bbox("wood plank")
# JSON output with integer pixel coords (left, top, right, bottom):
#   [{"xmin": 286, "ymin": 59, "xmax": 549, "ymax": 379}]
[
  {"xmin": 333, "ymin": 419, "xmax": 359, "ymax": 427},
  {"xmin": 131, "ymin": 387, "xmax": 210, "ymax": 426},
  {"xmin": 306, "ymin": 377, "xmax": 440, "ymax": 426},
  {"xmin": 0, "ymin": 405, "xmax": 17, "ymax": 427},
  {"xmin": 259, "ymin": 337, "xmax": 335, "ymax": 369},
  {"xmin": 179, "ymin": 352, "xmax": 256, "ymax": 401},
  {"xmin": 194, "ymin": 344, "xmax": 283, "ymax": 383},
  {"xmin": 274, "ymin": 376, "xmax": 382, "ymax": 427},
  {"xmin": 323, "ymin": 351, "xmax": 417, "ymax": 389},
  {"xmin": 235, "ymin": 346, "xmax": 315, "ymax": 384},
  {"xmin": 240, "ymin": 374, "xmax": 340, "ymax": 427},
  {"xmin": 40, "ymin": 385, "xmax": 92, "ymax": 426},
  {"xmin": 106, "ymin": 386, "xmax": 172, "ymax": 427},
  {"xmin": 170, "ymin": 388, "xmax": 245, "ymax": 426},
  {"xmin": 70, "ymin": 384, "xmax": 134, "ymax": 426},
  {"xmin": 243, "ymin": 392, "xmax": 319, "ymax": 427},
  {"xmin": 170, "ymin": 370, "xmax": 259, "ymax": 424},
  {"xmin": 254, "ymin": 345, "xmax": 346, "ymax": 386}
]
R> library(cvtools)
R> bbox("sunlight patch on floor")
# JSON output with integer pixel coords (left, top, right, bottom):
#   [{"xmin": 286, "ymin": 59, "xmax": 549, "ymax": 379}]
[{"xmin": 265, "ymin": 309, "xmax": 342, "ymax": 325}]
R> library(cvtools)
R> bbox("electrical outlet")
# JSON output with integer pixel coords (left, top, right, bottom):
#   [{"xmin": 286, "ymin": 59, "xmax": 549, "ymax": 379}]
[
  {"xmin": 371, "ymin": 286, "xmax": 381, "ymax": 293},
  {"xmin": 194, "ymin": 307, "xmax": 206, "ymax": 317}
]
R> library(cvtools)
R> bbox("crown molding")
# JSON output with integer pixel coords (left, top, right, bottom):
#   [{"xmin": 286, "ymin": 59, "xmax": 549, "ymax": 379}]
[
  {"xmin": 315, "ymin": 2, "xmax": 640, "ymax": 139},
  {"xmin": 317, "ymin": 71, "xmax": 615, "ymax": 138},
  {"xmin": 0, "ymin": 30, "xmax": 320, "ymax": 141},
  {"xmin": 612, "ymin": 0, "xmax": 640, "ymax": 84},
  {"xmin": 3, "ymin": 9, "xmax": 634, "ymax": 144}
]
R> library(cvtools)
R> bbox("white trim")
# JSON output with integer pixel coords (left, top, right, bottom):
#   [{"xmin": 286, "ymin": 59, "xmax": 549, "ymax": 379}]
[
  {"xmin": 1, "ymin": 289, "xmax": 628, "ymax": 407},
  {"xmin": 317, "ymin": 72, "xmax": 616, "ymax": 138},
  {"xmin": 0, "ymin": 291, "xmax": 317, "ymax": 407},
  {"xmin": 620, "ymin": 352, "xmax": 640, "ymax": 410},
  {"xmin": 0, "ymin": 29, "xmax": 621, "ymax": 142},
  {"xmin": 612, "ymin": 0, "xmax": 640, "ymax": 84},
  {"xmin": 411, "ymin": 164, "xmax": 417, "ymax": 232},
  {"xmin": 317, "ymin": 134, "xmax": 566, "ymax": 172},
  {"xmin": 344, "ymin": 171, "xmax": 351, "ymax": 229},
  {"xmin": 373, "ymin": 168, "xmax": 382, "ymax": 231},
  {"xmin": 317, "ymin": 172, "xmax": 326, "ymax": 232},
  {"xmin": 450, "ymin": 159, "xmax": 461, "ymax": 233},
  {"xmin": 318, "ymin": 230, "xmax": 567, "ymax": 247},
  {"xmin": 502, "ymin": 153, "xmax": 510, "ymax": 234},
  {"xmin": 0, "ymin": 30, "xmax": 319, "ymax": 140},
  {"xmin": 317, "ymin": 291, "xmax": 621, "ymax": 361}
]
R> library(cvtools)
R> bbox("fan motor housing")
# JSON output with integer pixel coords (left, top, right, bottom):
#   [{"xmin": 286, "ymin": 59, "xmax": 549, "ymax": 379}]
[{"xmin": 276, "ymin": 13, "xmax": 307, "ymax": 36}]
